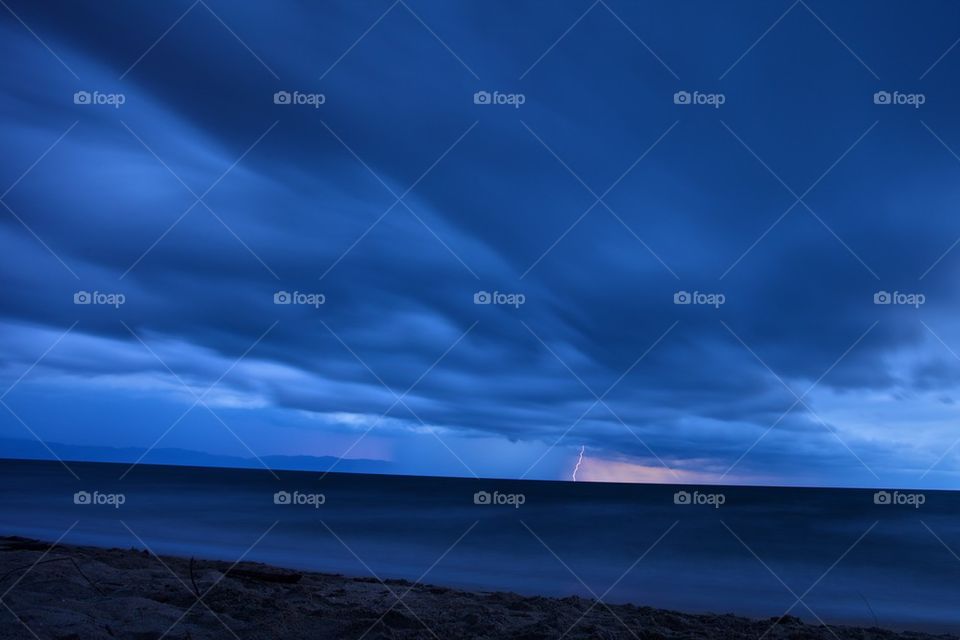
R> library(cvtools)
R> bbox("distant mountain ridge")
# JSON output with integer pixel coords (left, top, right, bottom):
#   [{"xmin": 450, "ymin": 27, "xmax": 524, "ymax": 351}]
[{"xmin": 0, "ymin": 438, "xmax": 393, "ymax": 474}]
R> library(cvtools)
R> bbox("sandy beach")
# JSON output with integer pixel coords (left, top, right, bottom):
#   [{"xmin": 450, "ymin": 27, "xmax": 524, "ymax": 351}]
[{"xmin": 0, "ymin": 535, "xmax": 955, "ymax": 640}]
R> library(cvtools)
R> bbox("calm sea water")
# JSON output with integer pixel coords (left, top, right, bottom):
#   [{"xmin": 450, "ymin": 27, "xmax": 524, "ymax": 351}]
[{"xmin": 0, "ymin": 459, "xmax": 957, "ymax": 632}]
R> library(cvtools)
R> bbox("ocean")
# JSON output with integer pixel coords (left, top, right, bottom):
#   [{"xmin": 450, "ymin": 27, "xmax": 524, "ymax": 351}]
[{"xmin": 0, "ymin": 459, "xmax": 956, "ymax": 632}]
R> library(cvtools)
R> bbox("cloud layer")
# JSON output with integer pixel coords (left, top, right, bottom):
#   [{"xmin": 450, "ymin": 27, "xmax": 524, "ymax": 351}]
[{"xmin": 2, "ymin": 0, "xmax": 960, "ymax": 487}]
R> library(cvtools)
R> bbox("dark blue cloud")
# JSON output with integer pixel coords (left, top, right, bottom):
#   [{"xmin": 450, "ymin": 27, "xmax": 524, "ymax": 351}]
[{"xmin": 3, "ymin": 0, "xmax": 960, "ymax": 487}]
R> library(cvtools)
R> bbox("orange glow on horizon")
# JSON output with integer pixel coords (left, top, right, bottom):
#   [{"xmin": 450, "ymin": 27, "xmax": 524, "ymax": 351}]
[{"xmin": 573, "ymin": 455, "xmax": 755, "ymax": 485}]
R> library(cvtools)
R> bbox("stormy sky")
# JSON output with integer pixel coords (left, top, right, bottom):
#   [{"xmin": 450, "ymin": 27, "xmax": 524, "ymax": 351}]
[{"xmin": 2, "ymin": 0, "xmax": 960, "ymax": 487}]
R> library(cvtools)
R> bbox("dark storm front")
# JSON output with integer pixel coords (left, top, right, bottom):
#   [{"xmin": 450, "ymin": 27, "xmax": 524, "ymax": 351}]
[{"xmin": 0, "ymin": 460, "xmax": 956, "ymax": 632}]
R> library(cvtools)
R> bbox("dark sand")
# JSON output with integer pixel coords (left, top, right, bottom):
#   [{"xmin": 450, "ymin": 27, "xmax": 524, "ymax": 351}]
[{"xmin": 0, "ymin": 536, "xmax": 955, "ymax": 640}]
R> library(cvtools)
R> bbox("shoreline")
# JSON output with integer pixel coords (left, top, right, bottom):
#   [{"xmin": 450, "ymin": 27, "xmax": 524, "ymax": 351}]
[{"xmin": 1, "ymin": 535, "xmax": 955, "ymax": 640}]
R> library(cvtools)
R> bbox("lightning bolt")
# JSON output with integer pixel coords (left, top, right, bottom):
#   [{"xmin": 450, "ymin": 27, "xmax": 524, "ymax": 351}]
[{"xmin": 572, "ymin": 445, "xmax": 585, "ymax": 482}]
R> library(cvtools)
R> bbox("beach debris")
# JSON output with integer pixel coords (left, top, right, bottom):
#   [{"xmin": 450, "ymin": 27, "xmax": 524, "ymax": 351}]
[{"xmin": 189, "ymin": 557, "xmax": 201, "ymax": 598}]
